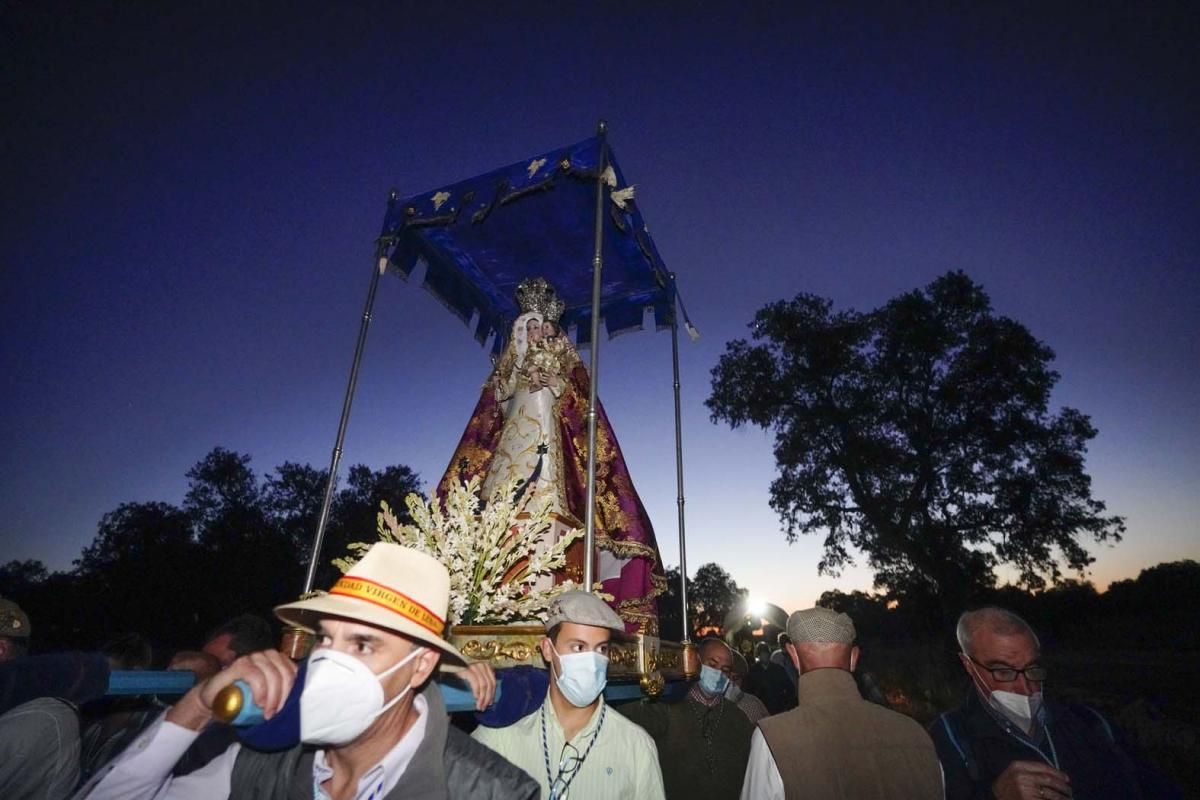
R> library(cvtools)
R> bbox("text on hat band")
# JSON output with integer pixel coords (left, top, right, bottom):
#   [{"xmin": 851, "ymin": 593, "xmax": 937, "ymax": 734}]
[{"xmin": 329, "ymin": 576, "xmax": 445, "ymax": 636}]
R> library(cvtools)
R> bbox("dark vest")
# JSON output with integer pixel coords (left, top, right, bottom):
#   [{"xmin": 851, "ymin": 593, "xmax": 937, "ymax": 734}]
[
  {"xmin": 758, "ymin": 668, "xmax": 943, "ymax": 800},
  {"xmin": 228, "ymin": 684, "xmax": 537, "ymax": 800},
  {"xmin": 929, "ymin": 690, "xmax": 1147, "ymax": 800}
]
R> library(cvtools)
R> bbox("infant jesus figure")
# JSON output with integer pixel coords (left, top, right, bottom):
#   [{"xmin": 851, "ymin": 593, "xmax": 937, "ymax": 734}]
[{"xmin": 522, "ymin": 316, "xmax": 579, "ymax": 395}]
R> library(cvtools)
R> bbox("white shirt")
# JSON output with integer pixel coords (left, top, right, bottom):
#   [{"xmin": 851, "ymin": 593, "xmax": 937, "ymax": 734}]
[
  {"xmin": 473, "ymin": 694, "xmax": 665, "ymax": 800},
  {"xmin": 74, "ymin": 694, "xmax": 430, "ymax": 800},
  {"xmin": 740, "ymin": 728, "xmax": 784, "ymax": 800}
]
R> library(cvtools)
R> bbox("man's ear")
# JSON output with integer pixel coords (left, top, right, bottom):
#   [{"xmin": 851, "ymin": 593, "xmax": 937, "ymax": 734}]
[
  {"xmin": 0, "ymin": 640, "xmax": 10, "ymax": 660},
  {"xmin": 785, "ymin": 642, "xmax": 800, "ymax": 671},
  {"xmin": 849, "ymin": 645, "xmax": 860, "ymax": 673},
  {"xmin": 539, "ymin": 637, "xmax": 554, "ymax": 667},
  {"xmin": 411, "ymin": 647, "xmax": 441, "ymax": 687}
]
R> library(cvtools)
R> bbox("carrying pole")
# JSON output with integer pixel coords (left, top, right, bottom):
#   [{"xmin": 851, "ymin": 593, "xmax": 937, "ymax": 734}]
[
  {"xmin": 669, "ymin": 274, "xmax": 691, "ymax": 643},
  {"xmin": 582, "ymin": 121, "xmax": 608, "ymax": 590},
  {"xmin": 301, "ymin": 196, "xmax": 397, "ymax": 596}
]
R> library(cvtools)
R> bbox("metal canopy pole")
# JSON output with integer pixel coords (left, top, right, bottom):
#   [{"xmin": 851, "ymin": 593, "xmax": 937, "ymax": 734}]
[
  {"xmin": 301, "ymin": 198, "xmax": 397, "ymax": 596},
  {"xmin": 582, "ymin": 120, "xmax": 608, "ymax": 590},
  {"xmin": 669, "ymin": 274, "xmax": 691, "ymax": 643}
]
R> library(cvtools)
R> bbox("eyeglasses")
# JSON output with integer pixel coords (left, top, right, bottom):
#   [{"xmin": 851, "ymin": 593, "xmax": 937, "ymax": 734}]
[
  {"xmin": 549, "ymin": 743, "xmax": 583, "ymax": 800},
  {"xmin": 966, "ymin": 654, "xmax": 1047, "ymax": 683}
]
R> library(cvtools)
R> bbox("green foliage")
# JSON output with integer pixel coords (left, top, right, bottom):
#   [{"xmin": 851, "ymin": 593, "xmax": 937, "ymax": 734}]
[{"xmin": 707, "ymin": 271, "xmax": 1125, "ymax": 619}]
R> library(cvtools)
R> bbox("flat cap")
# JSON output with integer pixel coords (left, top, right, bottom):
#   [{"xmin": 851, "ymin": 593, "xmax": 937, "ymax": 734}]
[
  {"xmin": 545, "ymin": 591, "xmax": 625, "ymax": 634},
  {"xmin": 787, "ymin": 607, "xmax": 856, "ymax": 645},
  {"xmin": 0, "ymin": 598, "xmax": 30, "ymax": 638}
]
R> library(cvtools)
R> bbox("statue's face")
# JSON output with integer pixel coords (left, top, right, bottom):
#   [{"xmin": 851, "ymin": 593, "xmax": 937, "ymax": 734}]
[
  {"xmin": 526, "ymin": 318, "xmax": 543, "ymax": 343},
  {"xmin": 542, "ymin": 322, "xmax": 559, "ymax": 340}
]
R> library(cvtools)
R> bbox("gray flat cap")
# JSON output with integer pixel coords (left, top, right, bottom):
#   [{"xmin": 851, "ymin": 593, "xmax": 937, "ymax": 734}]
[
  {"xmin": 545, "ymin": 591, "xmax": 625, "ymax": 634},
  {"xmin": 787, "ymin": 607, "xmax": 856, "ymax": 644}
]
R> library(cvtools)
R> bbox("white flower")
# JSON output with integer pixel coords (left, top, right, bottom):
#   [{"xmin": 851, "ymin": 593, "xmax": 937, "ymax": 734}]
[{"xmin": 334, "ymin": 475, "xmax": 583, "ymax": 625}]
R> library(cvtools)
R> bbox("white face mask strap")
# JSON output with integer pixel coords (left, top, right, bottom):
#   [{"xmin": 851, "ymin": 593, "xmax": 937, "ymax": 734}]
[
  {"xmin": 377, "ymin": 645, "xmax": 425, "ymax": 680},
  {"xmin": 373, "ymin": 645, "xmax": 427, "ymax": 717},
  {"xmin": 549, "ymin": 642, "xmax": 570, "ymax": 681},
  {"xmin": 964, "ymin": 654, "xmax": 991, "ymax": 696}
]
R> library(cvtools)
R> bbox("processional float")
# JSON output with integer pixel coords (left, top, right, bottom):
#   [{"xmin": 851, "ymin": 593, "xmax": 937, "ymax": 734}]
[{"xmin": 297, "ymin": 122, "xmax": 699, "ymax": 701}]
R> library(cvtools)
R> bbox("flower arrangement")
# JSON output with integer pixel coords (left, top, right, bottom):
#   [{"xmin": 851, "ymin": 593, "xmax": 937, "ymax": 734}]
[{"xmin": 334, "ymin": 475, "xmax": 583, "ymax": 626}]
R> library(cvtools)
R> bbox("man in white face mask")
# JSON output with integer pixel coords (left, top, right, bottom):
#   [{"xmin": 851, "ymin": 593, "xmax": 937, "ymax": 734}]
[
  {"xmin": 472, "ymin": 590, "xmax": 665, "ymax": 799},
  {"xmin": 931, "ymin": 606, "xmax": 1151, "ymax": 800},
  {"xmin": 74, "ymin": 543, "xmax": 538, "ymax": 800}
]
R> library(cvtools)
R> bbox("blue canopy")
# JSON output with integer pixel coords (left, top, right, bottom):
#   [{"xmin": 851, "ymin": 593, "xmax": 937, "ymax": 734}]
[{"xmin": 380, "ymin": 136, "xmax": 673, "ymax": 353}]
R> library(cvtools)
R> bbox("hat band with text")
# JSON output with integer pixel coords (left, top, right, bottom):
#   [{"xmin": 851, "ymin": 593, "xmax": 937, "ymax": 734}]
[{"xmin": 329, "ymin": 576, "xmax": 445, "ymax": 637}]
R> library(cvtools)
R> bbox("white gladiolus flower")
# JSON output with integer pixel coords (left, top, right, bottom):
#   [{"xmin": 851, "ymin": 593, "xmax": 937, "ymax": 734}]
[{"xmin": 334, "ymin": 475, "xmax": 588, "ymax": 625}]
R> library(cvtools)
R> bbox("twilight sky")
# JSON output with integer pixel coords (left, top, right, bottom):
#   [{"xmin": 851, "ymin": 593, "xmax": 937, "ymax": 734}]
[{"xmin": 3, "ymin": 3, "xmax": 1197, "ymax": 613}]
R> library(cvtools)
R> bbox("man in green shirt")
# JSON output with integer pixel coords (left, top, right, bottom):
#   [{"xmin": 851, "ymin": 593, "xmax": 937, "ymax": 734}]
[
  {"xmin": 619, "ymin": 638, "xmax": 754, "ymax": 799},
  {"xmin": 472, "ymin": 591, "xmax": 665, "ymax": 799}
]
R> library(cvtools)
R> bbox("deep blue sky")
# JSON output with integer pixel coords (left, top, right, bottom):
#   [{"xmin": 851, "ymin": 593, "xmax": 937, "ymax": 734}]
[{"xmin": 3, "ymin": 2, "xmax": 1197, "ymax": 611}]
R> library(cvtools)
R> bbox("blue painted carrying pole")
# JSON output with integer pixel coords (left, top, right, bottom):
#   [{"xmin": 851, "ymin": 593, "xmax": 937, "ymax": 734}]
[{"xmin": 108, "ymin": 671, "xmax": 686, "ymax": 713}]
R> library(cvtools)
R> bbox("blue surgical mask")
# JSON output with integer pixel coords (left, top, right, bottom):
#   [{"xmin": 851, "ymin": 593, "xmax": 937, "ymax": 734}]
[
  {"xmin": 699, "ymin": 664, "xmax": 730, "ymax": 697},
  {"xmin": 551, "ymin": 645, "xmax": 608, "ymax": 707}
]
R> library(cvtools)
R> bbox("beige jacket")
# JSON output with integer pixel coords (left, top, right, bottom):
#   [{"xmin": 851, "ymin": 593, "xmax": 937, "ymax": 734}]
[{"xmin": 758, "ymin": 668, "xmax": 942, "ymax": 800}]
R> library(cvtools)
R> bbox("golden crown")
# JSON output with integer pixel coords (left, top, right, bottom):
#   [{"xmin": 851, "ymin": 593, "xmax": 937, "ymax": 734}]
[{"xmin": 515, "ymin": 277, "xmax": 564, "ymax": 322}]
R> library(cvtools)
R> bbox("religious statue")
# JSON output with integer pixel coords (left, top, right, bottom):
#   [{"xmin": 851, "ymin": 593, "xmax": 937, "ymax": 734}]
[{"xmin": 439, "ymin": 277, "xmax": 667, "ymax": 634}]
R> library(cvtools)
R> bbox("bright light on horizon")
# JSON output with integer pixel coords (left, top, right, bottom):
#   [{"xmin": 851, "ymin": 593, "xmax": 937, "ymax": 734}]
[{"xmin": 745, "ymin": 596, "xmax": 768, "ymax": 618}]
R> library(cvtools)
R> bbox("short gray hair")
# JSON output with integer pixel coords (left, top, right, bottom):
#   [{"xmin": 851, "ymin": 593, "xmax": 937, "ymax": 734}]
[{"xmin": 956, "ymin": 607, "xmax": 1040, "ymax": 655}]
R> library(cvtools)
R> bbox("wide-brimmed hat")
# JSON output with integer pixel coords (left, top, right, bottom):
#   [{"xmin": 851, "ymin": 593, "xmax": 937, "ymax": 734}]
[{"xmin": 275, "ymin": 543, "xmax": 466, "ymax": 671}]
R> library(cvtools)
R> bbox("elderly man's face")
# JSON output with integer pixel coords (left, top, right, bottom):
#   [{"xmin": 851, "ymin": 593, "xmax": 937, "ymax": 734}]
[
  {"xmin": 700, "ymin": 642, "xmax": 734, "ymax": 679},
  {"xmin": 959, "ymin": 629, "xmax": 1043, "ymax": 697}
]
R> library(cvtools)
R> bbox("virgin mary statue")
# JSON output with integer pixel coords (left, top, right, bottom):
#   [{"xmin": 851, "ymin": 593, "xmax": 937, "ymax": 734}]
[{"xmin": 438, "ymin": 277, "xmax": 667, "ymax": 634}]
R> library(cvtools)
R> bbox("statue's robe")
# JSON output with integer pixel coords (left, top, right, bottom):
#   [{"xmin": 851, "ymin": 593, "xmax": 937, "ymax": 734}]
[{"xmin": 438, "ymin": 351, "xmax": 666, "ymax": 635}]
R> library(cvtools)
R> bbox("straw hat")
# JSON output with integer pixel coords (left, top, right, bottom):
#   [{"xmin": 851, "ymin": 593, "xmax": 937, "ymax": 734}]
[{"xmin": 275, "ymin": 543, "xmax": 466, "ymax": 671}]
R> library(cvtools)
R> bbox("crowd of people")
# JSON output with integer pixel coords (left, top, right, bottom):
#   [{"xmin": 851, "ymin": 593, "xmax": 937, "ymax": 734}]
[{"xmin": 0, "ymin": 544, "xmax": 1179, "ymax": 799}]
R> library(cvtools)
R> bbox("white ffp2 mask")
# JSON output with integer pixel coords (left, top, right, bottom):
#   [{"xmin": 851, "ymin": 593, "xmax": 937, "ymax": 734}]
[{"xmin": 300, "ymin": 646, "xmax": 424, "ymax": 745}]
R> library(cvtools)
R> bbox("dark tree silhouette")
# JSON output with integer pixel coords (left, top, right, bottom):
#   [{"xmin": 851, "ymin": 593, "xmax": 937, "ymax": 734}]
[
  {"xmin": 655, "ymin": 566, "xmax": 684, "ymax": 641},
  {"xmin": 33, "ymin": 449, "xmax": 429, "ymax": 654},
  {"xmin": 263, "ymin": 462, "xmax": 328, "ymax": 557},
  {"xmin": 707, "ymin": 272, "xmax": 1125, "ymax": 623},
  {"xmin": 73, "ymin": 501, "xmax": 204, "ymax": 651},
  {"xmin": 689, "ymin": 562, "xmax": 748, "ymax": 633},
  {"xmin": 655, "ymin": 563, "xmax": 747, "ymax": 640},
  {"xmin": 319, "ymin": 464, "xmax": 423, "ymax": 589},
  {"xmin": 0, "ymin": 559, "xmax": 49, "ymax": 594}
]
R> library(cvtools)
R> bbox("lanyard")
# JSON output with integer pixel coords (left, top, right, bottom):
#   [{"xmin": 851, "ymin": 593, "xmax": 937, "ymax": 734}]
[{"xmin": 541, "ymin": 704, "xmax": 607, "ymax": 800}]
